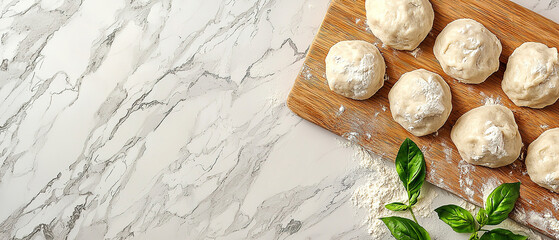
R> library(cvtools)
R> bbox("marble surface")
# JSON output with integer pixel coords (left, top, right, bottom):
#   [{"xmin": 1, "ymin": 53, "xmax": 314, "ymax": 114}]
[{"xmin": 0, "ymin": 0, "xmax": 557, "ymax": 239}]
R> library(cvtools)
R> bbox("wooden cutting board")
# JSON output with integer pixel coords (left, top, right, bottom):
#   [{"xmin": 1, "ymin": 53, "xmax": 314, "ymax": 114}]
[{"xmin": 287, "ymin": 0, "xmax": 559, "ymax": 238}]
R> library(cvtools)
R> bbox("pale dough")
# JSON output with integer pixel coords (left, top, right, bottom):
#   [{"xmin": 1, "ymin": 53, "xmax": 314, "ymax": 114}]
[
  {"xmin": 365, "ymin": 0, "xmax": 434, "ymax": 51},
  {"xmin": 526, "ymin": 128, "xmax": 559, "ymax": 192},
  {"xmin": 325, "ymin": 40, "xmax": 386, "ymax": 100},
  {"xmin": 388, "ymin": 69, "xmax": 452, "ymax": 136},
  {"xmin": 451, "ymin": 105, "xmax": 522, "ymax": 168},
  {"xmin": 502, "ymin": 42, "xmax": 559, "ymax": 108},
  {"xmin": 434, "ymin": 19, "xmax": 502, "ymax": 84}
]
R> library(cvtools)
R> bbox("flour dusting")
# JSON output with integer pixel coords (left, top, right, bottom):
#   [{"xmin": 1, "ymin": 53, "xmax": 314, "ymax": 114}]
[
  {"xmin": 521, "ymin": 209, "xmax": 559, "ymax": 239},
  {"xmin": 334, "ymin": 53, "xmax": 375, "ymax": 97},
  {"xmin": 336, "ymin": 105, "xmax": 345, "ymax": 117},
  {"xmin": 410, "ymin": 48, "xmax": 422, "ymax": 58},
  {"xmin": 441, "ymin": 142, "xmax": 453, "ymax": 163},
  {"xmin": 301, "ymin": 65, "xmax": 312, "ymax": 80},
  {"xmin": 458, "ymin": 160, "xmax": 475, "ymax": 199},
  {"xmin": 480, "ymin": 92, "xmax": 502, "ymax": 105},
  {"xmin": 342, "ymin": 132, "xmax": 359, "ymax": 142},
  {"xmin": 553, "ymin": 198, "xmax": 559, "ymax": 211},
  {"xmin": 413, "ymin": 76, "xmax": 445, "ymax": 121},
  {"xmin": 482, "ymin": 121, "xmax": 507, "ymax": 158}
]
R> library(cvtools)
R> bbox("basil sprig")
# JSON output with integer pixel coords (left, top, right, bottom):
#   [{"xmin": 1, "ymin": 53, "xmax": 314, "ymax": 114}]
[
  {"xmin": 381, "ymin": 216, "xmax": 431, "ymax": 240},
  {"xmin": 394, "ymin": 138, "xmax": 426, "ymax": 207},
  {"xmin": 379, "ymin": 138, "xmax": 526, "ymax": 240},
  {"xmin": 382, "ymin": 139, "xmax": 430, "ymax": 240},
  {"xmin": 434, "ymin": 205, "xmax": 476, "ymax": 233},
  {"xmin": 479, "ymin": 228, "xmax": 527, "ymax": 240},
  {"xmin": 434, "ymin": 182, "xmax": 524, "ymax": 239},
  {"xmin": 485, "ymin": 182, "xmax": 521, "ymax": 225}
]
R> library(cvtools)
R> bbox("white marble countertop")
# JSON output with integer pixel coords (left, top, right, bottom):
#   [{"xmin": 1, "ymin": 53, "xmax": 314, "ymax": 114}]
[{"xmin": 0, "ymin": 0, "xmax": 557, "ymax": 239}]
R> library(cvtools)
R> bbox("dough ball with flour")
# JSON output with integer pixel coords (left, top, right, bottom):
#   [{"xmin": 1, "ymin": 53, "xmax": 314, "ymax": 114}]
[
  {"xmin": 502, "ymin": 42, "xmax": 559, "ymax": 108},
  {"xmin": 389, "ymin": 69, "xmax": 452, "ymax": 136},
  {"xmin": 325, "ymin": 40, "xmax": 386, "ymax": 100},
  {"xmin": 451, "ymin": 105, "xmax": 522, "ymax": 168},
  {"xmin": 434, "ymin": 19, "xmax": 502, "ymax": 84},
  {"xmin": 365, "ymin": 0, "xmax": 434, "ymax": 51},
  {"xmin": 526, "ymin": 128, "xmax": 559, "ymax": 192}
]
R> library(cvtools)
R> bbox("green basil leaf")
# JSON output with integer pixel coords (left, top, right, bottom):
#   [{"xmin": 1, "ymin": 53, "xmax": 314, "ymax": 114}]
[
  {"xmin": 469, "ymin": 233, "xmax": 480, "ymax": 240},
  {"xmin": 485, "ymin": 182, "xmax": 521, "ymax": 225},
  {"xmin": 479, "ymin": 228, "xmax": 527, "ymax": 240},
  {"xmin": 385, "ymin": 202, "xmax": 409, "ymax": 211},
  {"xmin": 434, "ymin": 205, "xmax": 477, "ymax": 233},
  {"xmin": 381, "ymin": 216, "xmax": 431, "ymax": 240},
  {"xmin": 476, "ymin": 209, "xmax": 488, "ymax": 227},
  {"xmin": 395, "ymin": 138, "xmax": 426, "ymax": 206}
]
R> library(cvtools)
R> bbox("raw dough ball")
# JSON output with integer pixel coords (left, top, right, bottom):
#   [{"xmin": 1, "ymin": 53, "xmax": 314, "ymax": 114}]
[
  {"xmin": 434, "ymin": 19, "xmax": 502, "ymax": 84},
  {"xmin": 502, "ymin": 42, "xmax": 559, "ymax": 108},
  {"xmin": 388, "ymin": 69, "xmax": 452, "ymax": 136},
  {"xmin": 451, "ymin": 105, "xmax": 522, "ymax": 168},
  {"xmin": 325, "ymin": 40, "xmax": 386, "ymax": 100},
  {"xmin": 365, "ymin": 0, "xmax": 434, "ymax": 51},
  {"xmin": 526, "ymin": 128, "xmax": 559, "ymax": 192}
]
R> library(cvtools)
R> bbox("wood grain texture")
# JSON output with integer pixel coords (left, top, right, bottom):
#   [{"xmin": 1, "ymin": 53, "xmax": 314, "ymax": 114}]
[{"xmin": 287, "ymin": 0, "xmax": 559, "ymax": 238}]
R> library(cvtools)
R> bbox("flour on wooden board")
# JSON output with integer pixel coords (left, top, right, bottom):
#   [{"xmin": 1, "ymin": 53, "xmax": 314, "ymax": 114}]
[
  {"xmin": 410, "ymin": 48, "xmax": 422, "ymax": 58},
  {"xmin": 458, "ymin": 160, "xmax": 475, "ymax": 199},
  {"xmin": 345, "ymin": 143, "xmax": 437, "ymax": 238},
  {"xmin": 480, "ymin": 92, "xmax": 502, "ymax": 106},
  {"xmin": 516, "ymin": 207, "xmax": 559, "ymax": 239},
  {"xmin": 336, "ymin": 105, "xmax": 345, "ymax": 116}
]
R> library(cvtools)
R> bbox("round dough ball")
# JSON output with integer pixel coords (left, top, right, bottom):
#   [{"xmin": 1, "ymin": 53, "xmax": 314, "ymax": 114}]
[
  {"xmin": 450, "ymin": 105, "xmax": 522, "ymax": 168},
  {"xmin": 365, "ymin": 0, "xmax": 434, "ymax": 51},
  {"xmin": 502, "ymin": 42, "xmax": 559, "ymax": 108},
  {"xmin": 325, "ymin": 40, "xmax": 386, "ymax": 100},
  {"xmin": 434, "ymin": 19, "xmax": 502, "ymax": 84},
  {"xmin": 389, "ymin": 69, "xmax": 452, "ymax": 136},
  {"xmin": 526, "ymin": 128, "xmax": 559, "ymax": 192}
]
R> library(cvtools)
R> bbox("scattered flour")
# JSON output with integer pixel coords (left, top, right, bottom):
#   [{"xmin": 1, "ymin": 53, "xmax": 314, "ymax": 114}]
[
  {"xmin": 541, "ymin": 124, "xmax": 550, "ymax": 130},
  {"xmin": 458, "ymin": 160, "xmax": 475, "ymax": 199},
  {"xmin": 459, "ymin": 200, "xmax": 477, "ymax": 212},
  {"xmin": 480, "ymin": 92, "xmax": 503, "ymax": 105},
  {"xmin": 380, "ymin": 104, "xmax": 387, "ymax": 112},
  {"xmin": 518, "ymin": 209, "xmax": 559, "ymax": 239},
  {"xmin": 355, "ymin": 18, "xmax": 361, "ymax": 24},
  {"xmin": 441, "ymin": 142, "xmax": 453, "ymax": 163},
  {"xmin": 348, "ymin": 144, "xmax": 437, "ymax": 238},
  {"xmin": 410, "ymin": 48, "xmax": 422, "ymax": 58},
  {"xmin": 301, "ymin": 65, "xmax": 312, "ymax": 80},
  {"xmin": 553, "ymin": 198, "xmax": 559, "ymax": 211},
  {"xmin": 342, "ymin": 132, "xmax": 359, "ymax": 142},
  {"xmin": 336, "ymin": 105, "xmax": 345, "ymax": 117}
]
